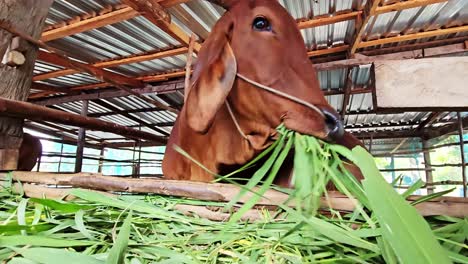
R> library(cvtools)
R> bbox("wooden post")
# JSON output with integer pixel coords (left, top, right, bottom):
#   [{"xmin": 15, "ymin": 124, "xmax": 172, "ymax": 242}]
[
  {"xmin": 58, "ymin": 142, "xmax": 64, "ymax": 172},
  {"xmin": 131, "ymin": 140, "xmax": 138, "ymax": 178},
  {"xmin": 74, "ymin": 100, "xmax": 88, "ymax": 173},
  {"xmin": 0, "ymin": 0, "xmax": 53, "ymax": 170},
  {"xmin": 137, "ymin": 142, "xmax": 142, "ymax": 178},
  {"xmin": 98, "ymin": 147, "xmax": 105, "ymax": 173},
  {"xmin": 457, "ymin": 112, "xmax": 467, "ymax": 197},
  {"xmin": 422, "ymin": 140, "xmax": 434, "ymax": 194}
]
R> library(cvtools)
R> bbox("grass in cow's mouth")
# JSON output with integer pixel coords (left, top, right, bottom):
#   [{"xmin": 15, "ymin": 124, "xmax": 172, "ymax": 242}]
[{"xmin": 0, "ymin": 126, "xmax": 467, "ymax": 263}]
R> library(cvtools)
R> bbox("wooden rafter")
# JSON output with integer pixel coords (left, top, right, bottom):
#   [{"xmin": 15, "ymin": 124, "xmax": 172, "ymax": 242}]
[
  {"xmin": 121, "ymin": 0, "xmax": 201, "ymax": 52},
  {"xmin": 417, "ymin": 112, "xmax": 443, "ymax": 131},
  {"xmin": 31, "ymin": 80, "xmax": 183, "ymax": 106},
  {"xmin": 340, "ymin": 69, "xmax": 353, "ymax": 118},
  {"xmin": 91, "ymin": 99, "xmax": 170, "ymax": 136},
  {"xmin": 349, "ymin": 0, "xmax": 381, "ymax": 55},
  {"xmin": 0, "ymin": 97, "xmax": 167, "ymax": 144},
  {"xmin": 358, "ymin": 25, "xmax": 468, "ymax": 48},
  {"xmin": 41, "ymin": 7, "xmax": 139, "ymax": 42},
  {"xmin": 37, "ymin": 51, "xmax": 143, "ymax": 87},
  {"xmin": 308, "ymin": 45, "xmax": 349, "ymax": 57},
  {"xmin": 41, "ymin": 0, "xmax": 188, "ymax": 41},
  {"xmin": 31, "ymin": 83, "xmax": 75, "ymax": 94},
  {"xmin": 374, "ymin": 0, "xmax": 449, "ymax": 15},
  {"xmin": 34, "ymin": 46, "xmax": 188, "ymax": 81},
  {"xmin": 297, "ymin": 12, "xmax": 361, "ymax": 29}
]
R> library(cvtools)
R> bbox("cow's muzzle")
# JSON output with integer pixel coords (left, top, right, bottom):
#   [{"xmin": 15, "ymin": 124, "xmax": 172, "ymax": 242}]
[{"xmin": 322, "ymin": 108, "xmax": 345, "ymax": 141}]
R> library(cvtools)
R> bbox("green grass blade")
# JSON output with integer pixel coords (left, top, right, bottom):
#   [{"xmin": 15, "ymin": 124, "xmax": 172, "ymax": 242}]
[
  {"xmin": 401, "ymin": 179, "xmax": 425, "ymax": 198},
  {"xmin": 30, "ymin": 198, "xmax": 94, "ymax": 213},
  {"xmin": 106, "ymin": 212, "xmax": 132, "ymax": 264},
  {"xmin": 16, "ymin": 248, "xmax": 103, "ymax": 264},
  {"xmin": 70, "ymin": 189, "xmax": 191, "ymax": 223},
  {"xmin": 225, "ymin": 133, "xmax": 286, "ymax": 211},
  {"xmin": 17, "ymin": 198, "xmax": 29, "ymax": 235},
  {"xmin": 354, "ymin": 146, "xmax": 451, "ymax": 264},
  {"xmin": 228, "ymin": 133, "xmax": 293, "ymax": 223},
  {"xmin": 0, "ymin": 236, "xmax": 97, "ymax": 247},
  {"xmin": 410, "ymin": 188, "xmax": 456, "ymax": 206},
  {"xmin": 75, "ymin": 209, "xmax": 95, "ymax": 240}
]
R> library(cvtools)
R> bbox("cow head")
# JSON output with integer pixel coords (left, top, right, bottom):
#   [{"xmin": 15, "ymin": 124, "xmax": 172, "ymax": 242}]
[{"xmin": 185, "ymin": 0, "xmax": 344, "ymax": 148}]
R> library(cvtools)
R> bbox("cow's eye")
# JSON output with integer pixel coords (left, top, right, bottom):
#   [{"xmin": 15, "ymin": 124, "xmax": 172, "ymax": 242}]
[{"xmin": 252, "ymin": 16, "xmax": 271, "ymax": 31}]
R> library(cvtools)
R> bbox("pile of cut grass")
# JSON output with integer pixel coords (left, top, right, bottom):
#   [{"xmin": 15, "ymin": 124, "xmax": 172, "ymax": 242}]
[{"xmin": 0, "ymin": 126, "xmax": 467, "ymax": 263}]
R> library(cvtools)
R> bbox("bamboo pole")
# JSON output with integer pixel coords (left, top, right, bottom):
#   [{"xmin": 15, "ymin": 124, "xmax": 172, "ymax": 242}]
[
  {"xmin": 0, "ymin": 97, "xmax": 167, "ymax": 144},
  {"xmin": 1, "ymin": 171, "xmax": 467, "ymax": 217}
]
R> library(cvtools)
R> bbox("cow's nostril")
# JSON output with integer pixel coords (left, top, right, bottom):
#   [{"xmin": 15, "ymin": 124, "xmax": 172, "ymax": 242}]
[{"xmin": 323, "ymin": 110, "xmax": 345, "ymax": 140}]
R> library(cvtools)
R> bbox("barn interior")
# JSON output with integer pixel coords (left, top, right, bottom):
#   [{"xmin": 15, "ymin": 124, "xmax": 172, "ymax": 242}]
[{"xmin": 1, "ymin": 0, "xmax": 467, "ymax": 198}]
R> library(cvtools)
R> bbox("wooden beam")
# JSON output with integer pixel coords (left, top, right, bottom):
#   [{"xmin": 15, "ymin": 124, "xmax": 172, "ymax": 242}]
[
  {"xmin": 92, "ymin": 99, "xmax": 170, "ymax": 136},
  {"xmin": 359, "ymin": 25, "xmax": 468, "ymax": 48},
  {"xmin": 349, "ymin": 0, "xmax": 381, "ymax": 55},
  {"xmin": 423, "ymin": 116, "xmax": 468, "ymax": 139},
  {"xmin": 298, "ymin": 11, "xmax": 361, "ymax": 29},
  {"xmin": 31, "ymin": 83, "xmax": 75, "ymax": 94},
  {"xmin": 353, "ymin": 129, "xmax": 422, "ymax": 139},
  {"xmin": 121, "ymin": 0, "xmax": 201, "ymax": 52},
  {"xmin": 33, "ymin": 46, "xmax": 188, "ymax": 81},
  {"xmin": 457, "ymin": 112, "xmax": 467, "ymax": 197},
  {"xmin": 417, "ymin": 112, "xmax": 442, "ymax": 131},
  {"xmin": 75, "ymin": 100, "xmax": 88, "ymax": 173},
  {"xmin": 41, "ymin": 7, "xmax": 139, "ymax": 42},
  {"xmin": 157, "ymin": 0, "xmax": 190, "ymax": 7},
  {"xmin": 88, "ymin": 107, "xmax": 164, "ymax": 117},
  {"xmin": 374, "ymin": 0, "xmax": 449, "ymax": 15},
  {"xmin": 31, "ymin": 80, "xmax": 184, "ymax": 106},
  {"xmin": 0, "ymin": 97, "xmax": 167, "ymax": 144},
  {"xmin": 308, "ymin": 45, "xmax": 349, "ymax": 57},
  {"xmin": 340, "ymin": 69, "xmax": 353, "ymax": 118},
  {"xmin": 361, "ymin": 36, "xmax": 468, "ymax": 56},
  {"xmin": 37, "ymin": 51, "xmax": 143, "ymax": 87}
]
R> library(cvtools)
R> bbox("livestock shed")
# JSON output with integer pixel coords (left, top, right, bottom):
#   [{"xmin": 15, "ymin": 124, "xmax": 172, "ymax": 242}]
[{"xmin": 0, "ymin": 0, "xmax": 468, "ymax": 263}]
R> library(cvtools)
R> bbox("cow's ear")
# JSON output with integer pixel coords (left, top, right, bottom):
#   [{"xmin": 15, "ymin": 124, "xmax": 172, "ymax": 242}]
[{"xmin": 185, "ymin": 17, "xmax": 237, "ymax": 133}]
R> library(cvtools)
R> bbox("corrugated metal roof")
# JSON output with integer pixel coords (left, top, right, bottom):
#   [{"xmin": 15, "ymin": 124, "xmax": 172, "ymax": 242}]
[{"xmin": 25, "ymin": 0, "xmax": 468, "ymax": 148}]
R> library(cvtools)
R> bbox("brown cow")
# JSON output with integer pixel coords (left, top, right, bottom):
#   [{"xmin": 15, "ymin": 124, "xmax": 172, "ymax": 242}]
[
  {"xmin": 18, "ymin": 133, "xmax": 42, "ymax": 171},
  {"xmin": 163, "ymin": 0, "xmax": 363, "ymax": 186}
]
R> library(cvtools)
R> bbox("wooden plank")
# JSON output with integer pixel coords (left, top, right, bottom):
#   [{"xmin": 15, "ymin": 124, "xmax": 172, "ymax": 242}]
[
  {"xmin": 375, "ymin": 0, "xmax": 448, "ymax": 15},
  {"xmin": 121, "ymin": 0, "xmax": 201, "ymax": 52},
  {"xmin": 297, "ymin": 11, "xmax": 361, "ymax": 29},
  {"xmin": 361, "ymin": 36, "xmax": 468, "ymax": 56},
  {"xmin": 41, "ymin": 7, "xmax": 139, "ymax": 42},
  {"xmin": 359, "ymin": 25, "xmax": 468, "ymax": 48},
  {"xmin": 375, "ymin": 57, "xmax": 468, "ymax": 110},
  {"xmin": 33, "ymin": 46, "xmax": 188, "ymax": 81},
  {"xmin": 308, "ymin": 45, "xmax": 349, "ymax": 57}
]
